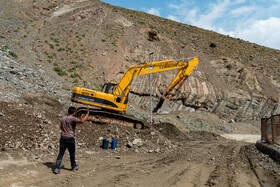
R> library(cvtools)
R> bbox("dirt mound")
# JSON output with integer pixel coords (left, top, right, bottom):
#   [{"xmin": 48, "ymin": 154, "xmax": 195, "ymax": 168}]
[
  {"xmin": 0, "ymin": 95, "xmax": 64, "ymax": 152},
  {"xmin": 153, "ymin": 122, "xmax": 187, "ymax": 142},
  {"xmin": 0, "ymin": 100, "xmax": 225, "ymax": 154},
  {"xmin": 0, "ymin": 98, "xmax": 193, "ymax": 154},
  {"xmin": 77, "ymin": 121, "xmax": 188, "ymax": 154},
  {"xmin": 153, "ymin": 123, "xmax": 225, "ymax": 142}
]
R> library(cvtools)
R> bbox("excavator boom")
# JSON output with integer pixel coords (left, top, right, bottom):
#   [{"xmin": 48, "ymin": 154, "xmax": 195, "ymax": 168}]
[{"xmin": 71, "ymin": 56, "xmax": 199, "ymax": 113}]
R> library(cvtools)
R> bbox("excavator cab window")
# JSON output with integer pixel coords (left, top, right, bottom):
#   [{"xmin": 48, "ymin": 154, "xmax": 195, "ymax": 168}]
[{"xmin": 102, "ymin": 82, "xmax": 117, "ymax": 94}]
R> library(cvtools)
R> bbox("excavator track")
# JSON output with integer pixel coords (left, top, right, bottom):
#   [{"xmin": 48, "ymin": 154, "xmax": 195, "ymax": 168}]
[{"xmin": 75, "ymin": 107, "xmax": 150, "ymax": 129}]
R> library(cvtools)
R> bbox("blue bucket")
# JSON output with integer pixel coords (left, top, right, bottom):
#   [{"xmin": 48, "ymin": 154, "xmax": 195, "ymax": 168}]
[
  {"xmin": 102, "ymin": 139, "xmax": 109, "ymax": 149},
  {"xmin": 111, "ymin": 140, "xmax": 118, "ymax": 150}
]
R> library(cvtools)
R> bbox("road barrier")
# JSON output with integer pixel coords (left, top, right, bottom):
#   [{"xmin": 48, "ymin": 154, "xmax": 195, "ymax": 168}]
[{"xmin": 261, "ymin": 114, "xmax": 280, "ymax": 146}]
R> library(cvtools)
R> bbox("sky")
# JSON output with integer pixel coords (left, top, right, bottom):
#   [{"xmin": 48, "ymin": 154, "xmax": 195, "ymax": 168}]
[{"xmin": 101, "ymin": 0, "xmax": 280, "ymax": 50}]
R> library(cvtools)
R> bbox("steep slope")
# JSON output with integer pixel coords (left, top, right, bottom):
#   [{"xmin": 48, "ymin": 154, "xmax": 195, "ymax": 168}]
[{"xmin": 0, "ymin": 0, "xmax": 279, "ymax": 124}]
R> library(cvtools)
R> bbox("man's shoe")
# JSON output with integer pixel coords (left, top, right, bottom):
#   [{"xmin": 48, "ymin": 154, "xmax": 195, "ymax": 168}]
[
  {"xmin": 54, "ymin": 168, "xmax": 61, "ymax": 174},
  {"xmin": 72, "ymin": 163, "xmax": 80, "ymax": 171}
]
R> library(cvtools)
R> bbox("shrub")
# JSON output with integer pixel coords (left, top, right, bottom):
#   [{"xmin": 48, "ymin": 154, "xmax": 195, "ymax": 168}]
[
  {"xmin": 58, "ymin": 71, "xmax": 67, "ymax": 76},
  {"xmin": 111, "ymin": 41, "xmax": 117, "ymax": 46},
  {"xmin": 14, "ymin": 27, "xmax": 20, "ymax": 32},
  {"xmin": 52, "ymin": 38, "xmax": 59, "ymax": 43},
  {"xmin": 54, "ymin": 66, "xmax": 62, "ymax": 72},
  {"xmin": 49, "ymin": 43, "xmax": 54, "ymax": 49},
  {"xmin": 68, "ymin": 67, "xmax": 75, "ymax": 72},
  {"xmin": 70, "ymin": 72, "xmax": 79, "ymax": 78},
  {"xmin": 45, "ymin": 52, "xmax": 56, "ymax": 59},
  {"xmin": 57, "ymin": 48, "xmax": 64, "ymax": 51},
  {"xmin": 9, "ymin": 51, "xmax": 18, "ymax": 59}
]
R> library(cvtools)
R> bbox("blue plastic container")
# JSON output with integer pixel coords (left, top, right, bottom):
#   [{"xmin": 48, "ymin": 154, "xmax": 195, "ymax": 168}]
[
  {"xmin": 102, "ymin": 139, "xmax": 109, "ymax": 149},
  {"xmin": 111, "ymin": 140, "xmax": 118, "ymax": 150}
]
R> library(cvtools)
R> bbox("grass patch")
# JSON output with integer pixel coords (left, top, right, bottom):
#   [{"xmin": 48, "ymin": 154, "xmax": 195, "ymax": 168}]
[{"xmin": 94, "ymin": 83, "xmax": 102, "ymax": 91}]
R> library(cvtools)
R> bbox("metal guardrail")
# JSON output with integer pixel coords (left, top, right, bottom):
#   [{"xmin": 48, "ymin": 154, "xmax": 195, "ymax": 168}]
[{"xmin": 261, "ymin": 114, "xmax": 280, "ymax": 146}]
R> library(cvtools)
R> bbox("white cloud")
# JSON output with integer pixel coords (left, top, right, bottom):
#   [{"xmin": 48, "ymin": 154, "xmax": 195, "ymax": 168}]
[
  {"xmin": 147, "ymin": 8, "xmax": 161, "ymax": 16},
  {"xmin": 167, "ymin": 15, "xmax": 180, "ymax": 22},
  {"xmin": 232, "ymin": 17, "xmax": 280, "ymax": 49},
  {"xmin": 166, "ymin": 0, "xmax": 280, "ymax": 49},
  {"xmin": 229, "ymin": 6, "xmax": 255, "ymax": 17},
  {"xmin": 190, "ymin": 1, "xmax": 232, "ymax": 29}
]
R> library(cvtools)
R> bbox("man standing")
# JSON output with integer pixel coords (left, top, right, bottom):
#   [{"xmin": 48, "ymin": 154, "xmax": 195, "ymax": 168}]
[{"xmin": 54, "ymin": 107, "xmax": 89, "ymax": 174}]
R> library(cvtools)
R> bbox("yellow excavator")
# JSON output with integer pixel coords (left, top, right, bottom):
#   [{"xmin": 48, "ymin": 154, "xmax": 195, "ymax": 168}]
[{"xmin": 71, "ymin": 56, "xmax": 199, "ymax": 128}]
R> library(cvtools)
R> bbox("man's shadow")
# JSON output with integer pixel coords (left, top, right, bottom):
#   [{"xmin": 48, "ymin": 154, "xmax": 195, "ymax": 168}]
[{"xmin": 43, "ymin": 162, "xmax": 71, "ymax": 172}]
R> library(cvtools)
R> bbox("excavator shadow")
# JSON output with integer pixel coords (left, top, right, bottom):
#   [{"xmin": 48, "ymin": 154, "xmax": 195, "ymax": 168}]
[
  {"xmin": 153, "ymin": 97, "xmax": 174, "ymax": 114},
  {"xmin": 90, "ymin": 120, "xmax": 108, "ymax": 125},
  {"xmin": 153, "ymin": 98, "xmax": 165, "ymax": 113}
]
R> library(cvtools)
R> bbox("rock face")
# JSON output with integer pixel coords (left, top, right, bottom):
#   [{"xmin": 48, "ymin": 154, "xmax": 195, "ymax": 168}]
[{"xmin": 129, "ymin": 56, "xmax": 280, "ymax": 121}]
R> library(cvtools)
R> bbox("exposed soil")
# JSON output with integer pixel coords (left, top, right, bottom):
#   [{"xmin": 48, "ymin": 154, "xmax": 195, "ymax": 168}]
[
  {"xmin": 1, "ymin": 138, "xmax": 280, "ymax": 187},
  {"xmin": 0, "ymin": 0, "xmax": 280, "ymax": 186},
  {"xmin": 1, "ymin": 110, "xmax": 280, "ymax": 186}
]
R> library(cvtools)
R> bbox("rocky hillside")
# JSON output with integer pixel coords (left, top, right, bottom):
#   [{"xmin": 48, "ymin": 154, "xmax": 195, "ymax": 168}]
[{"xmin": 0, "ymin": 0, "xmax": 279, "ymax": 127}]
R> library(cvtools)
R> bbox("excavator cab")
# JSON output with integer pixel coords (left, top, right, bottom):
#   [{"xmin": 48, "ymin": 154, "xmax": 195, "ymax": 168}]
[{"xmin": 101, "ymin": 82, "xmax": 117, "ymax": 94}]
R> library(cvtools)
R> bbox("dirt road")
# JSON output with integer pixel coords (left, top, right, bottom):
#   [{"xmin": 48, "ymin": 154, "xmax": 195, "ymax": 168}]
[
  {"xmin": 1, "ymin": 136, "xmax": 280, "ymax": 187},
  {"xmin": 220, "ymin": 134, "xmax": 261, "ymax": 143},
  {"xmin": 0, "ymin": 101, "xmax": 279, "ymax": 186}
]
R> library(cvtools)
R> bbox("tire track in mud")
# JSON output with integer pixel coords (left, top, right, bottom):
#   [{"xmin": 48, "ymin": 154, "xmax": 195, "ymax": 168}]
[{"xmin": 205, "ymin": 142, "xmax": 260, "ymax": 187}]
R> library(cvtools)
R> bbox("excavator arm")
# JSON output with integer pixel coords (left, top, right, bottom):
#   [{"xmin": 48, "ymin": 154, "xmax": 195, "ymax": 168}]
[
  {"xmin": 113, "ymin": 57, "xmax": 199, "ymax": 98},
  {"xmin": 163, "ymin": 56, "xmax": 199, "ymax": 98},
  {"xmin": 71, "ymin": 56, "xmax": 199, "ymax": 112}
]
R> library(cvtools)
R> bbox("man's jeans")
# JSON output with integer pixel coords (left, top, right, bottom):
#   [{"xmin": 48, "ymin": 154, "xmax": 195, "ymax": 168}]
[{"xmin": 55, "ymin": 136, "xmax": 76, "ymax": 169}]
